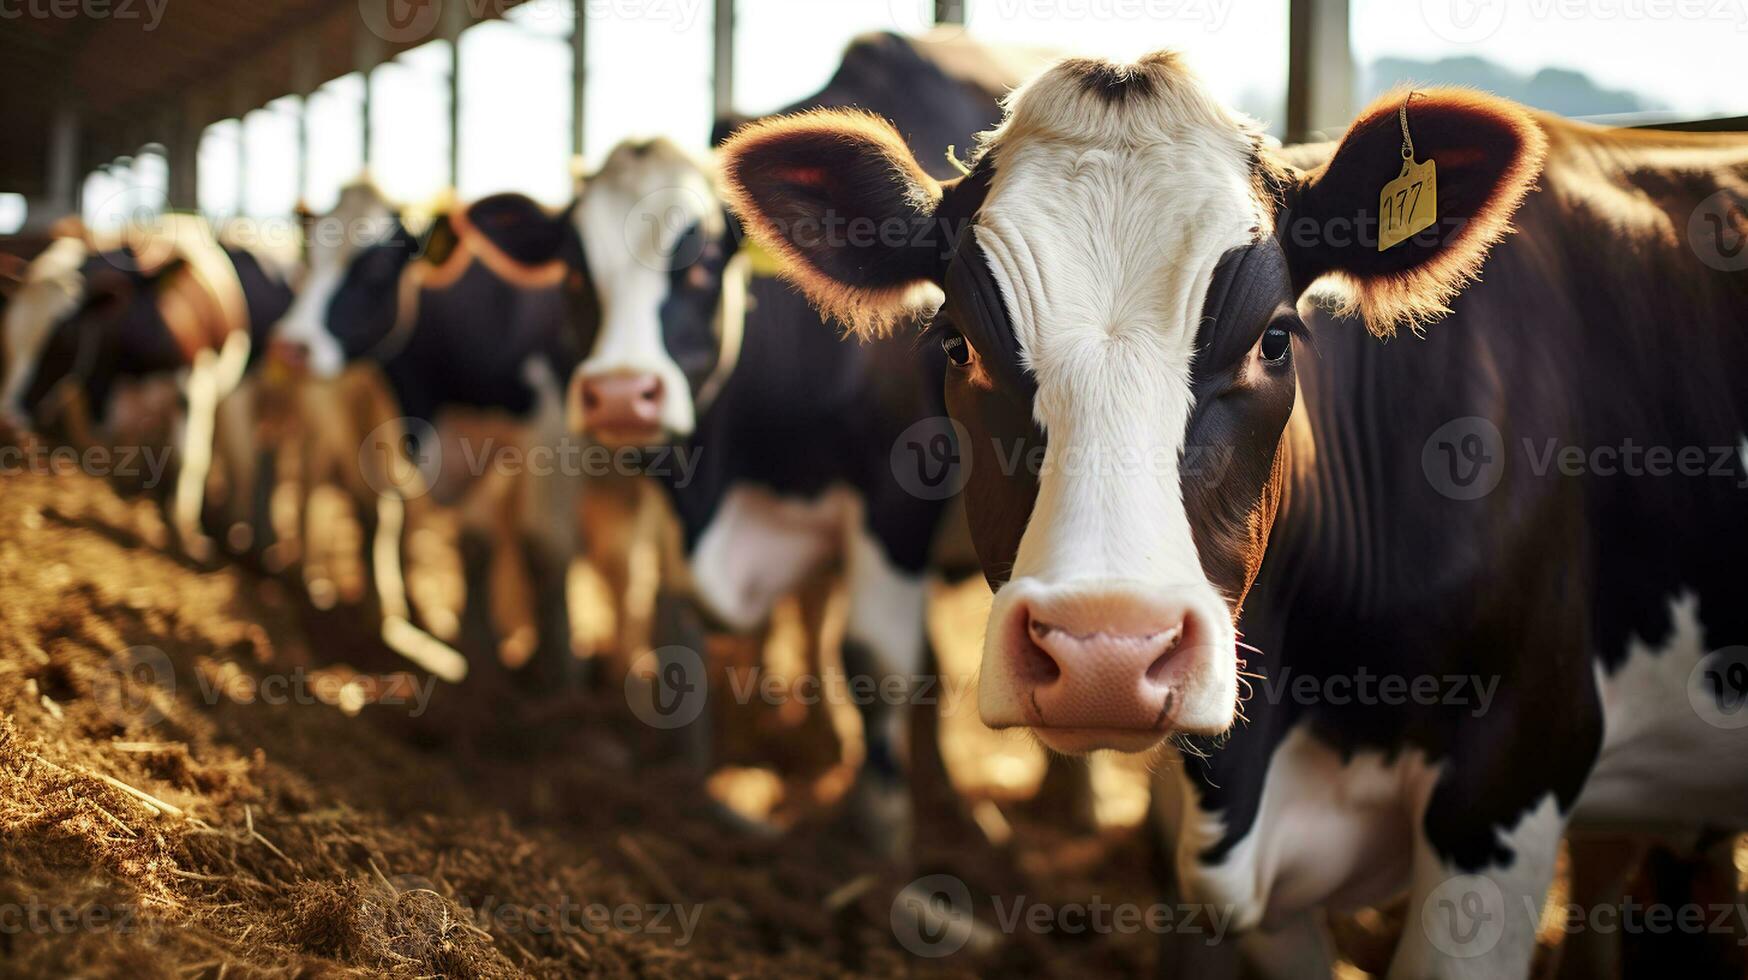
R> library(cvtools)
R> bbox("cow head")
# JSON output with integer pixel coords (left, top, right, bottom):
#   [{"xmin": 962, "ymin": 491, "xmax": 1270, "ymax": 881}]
[
  {"xmin": 272, "ymin": 182, "xmax": 406, "ymax": 378},
  {"xmin": 721, "ymin": 55, "xmax": 1545, "ymax": 754},
  {"xmin": 564, "ymin": 138, "xmax": 749, "ymax": 448}
]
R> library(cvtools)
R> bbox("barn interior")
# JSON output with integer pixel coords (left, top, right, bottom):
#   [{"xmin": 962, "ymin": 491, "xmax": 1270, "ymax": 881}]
[{"xmin": 2, "ymin": 1, "xmax": 1746, "ymax": 978}]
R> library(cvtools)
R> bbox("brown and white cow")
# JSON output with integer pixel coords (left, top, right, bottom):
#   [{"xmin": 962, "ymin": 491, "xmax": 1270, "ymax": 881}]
[{"xmin": 722, "ymin": 53, "xmax": 1748, "ymax": 977}]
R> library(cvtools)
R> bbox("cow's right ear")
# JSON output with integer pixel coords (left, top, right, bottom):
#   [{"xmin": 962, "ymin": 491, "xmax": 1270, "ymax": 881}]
[{"xmin": 720, "ymin": 109, "xmax": 943, "ymax": 337}]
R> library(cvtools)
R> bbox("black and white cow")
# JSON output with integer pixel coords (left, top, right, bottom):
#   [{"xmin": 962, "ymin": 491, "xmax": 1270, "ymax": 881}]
[
  {"xmin": 563, "ymin": 32, "xmax": 1048, "ymax": 848},
  {"xmin": 1, "ymin": 217, "xmax": 295, "ymax": 555},
  {"xmin": 272, "ymin": 184, "xmax": 583, "ymax": 676},
  {"xmin": 722, "ymin": 53, "xmax": 1748, "ymax": 976}
]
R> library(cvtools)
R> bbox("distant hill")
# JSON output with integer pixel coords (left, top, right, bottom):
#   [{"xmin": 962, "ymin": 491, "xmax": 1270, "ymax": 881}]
[{"xmin": 1363, "ymin": 56, "xmax": 1656, "ymax": 119}]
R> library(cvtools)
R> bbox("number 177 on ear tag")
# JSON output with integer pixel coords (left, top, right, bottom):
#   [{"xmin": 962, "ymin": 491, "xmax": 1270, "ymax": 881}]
[{"xmin": 1379, "ymin": 158, "xmax": 1437, "ymax": 252}]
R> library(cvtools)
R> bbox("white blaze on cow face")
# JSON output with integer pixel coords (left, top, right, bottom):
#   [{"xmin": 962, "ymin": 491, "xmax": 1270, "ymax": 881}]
[
  {"xmin": 2, "ymin": 237, "xmax": 89, "ymax": 427},
  {"xmin": 971, "ymin": 59, "xmax": 1270, "ymax": 751},
  {"xmin": 569, "ymin": 139, "xmax": 722, "ymax": 446},
  {"xmin": 273, "ymin": 183, "xmax": 397, "ymax": 379}
]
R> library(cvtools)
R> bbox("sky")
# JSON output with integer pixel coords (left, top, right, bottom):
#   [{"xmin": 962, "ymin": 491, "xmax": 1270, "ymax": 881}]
[{"xmin": 63, "ymin": 0, "xmax": 1747, "ymax": 230}]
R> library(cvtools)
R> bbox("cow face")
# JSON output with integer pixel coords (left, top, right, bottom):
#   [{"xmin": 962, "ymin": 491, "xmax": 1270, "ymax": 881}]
[
  {"xmin": 272, "ymin": 183, "xmax": 403, "ymax": 378},
  {"xmin": 722, "ymin": 55, "xmax": 1545, "ymax": 753},
  {"xmin": 565, "ymin": 139, "xmax": 748, "ymax": 448}
]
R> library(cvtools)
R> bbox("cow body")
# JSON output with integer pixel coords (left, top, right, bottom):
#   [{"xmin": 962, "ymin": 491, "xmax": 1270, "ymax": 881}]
[
  {"xmin": 1, "ymin": 218, "xmax": 295, "ymax": 554},
  {"xmin": 567, "ymin": 32, "xmax": 1046, "ymax": 849},
  {"xmin": 1154, "ymin": 121, "xmax": 1748, "ymax": 974},
  {"xmin": 274, "ymin": 188, "xmax": 584, "ymax": 673},
  {"xmin": 721, "ymin": 52, "xmax": 1748, "ymax": 976}
]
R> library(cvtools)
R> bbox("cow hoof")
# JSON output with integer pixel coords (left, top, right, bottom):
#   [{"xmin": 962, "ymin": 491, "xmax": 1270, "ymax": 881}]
[
  {"xmin": 226, "ymin": 522, "xmax": 254, "ymax": 553},
  {"xmin": 843, "ymin": 771, "xmax": 912, "ymax": 861}
]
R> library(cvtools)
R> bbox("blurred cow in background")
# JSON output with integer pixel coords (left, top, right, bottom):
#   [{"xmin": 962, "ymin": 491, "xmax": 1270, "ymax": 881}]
[
  {"xmin": 271, "ymin": 183, "xmax": 632, "ymax": 683},
  {"xmin": 0, "ymin": 215, "xmax": 295, "ymax": 557},
  {"xmin": 563, "ymin": 31, "xmax": 1083, "ymax": 853}
]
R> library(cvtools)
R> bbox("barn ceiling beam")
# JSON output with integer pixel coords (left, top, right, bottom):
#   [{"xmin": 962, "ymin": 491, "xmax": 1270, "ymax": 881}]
[{"xmin": 1286, "ymin": 0, "xmax": 1354, "ymax": 142}]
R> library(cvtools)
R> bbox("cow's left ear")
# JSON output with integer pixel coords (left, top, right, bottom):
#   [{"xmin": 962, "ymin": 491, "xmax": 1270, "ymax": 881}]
[{"xmin": 1276, "ymin": 89, "xmax": 1546, "ymax": 336}]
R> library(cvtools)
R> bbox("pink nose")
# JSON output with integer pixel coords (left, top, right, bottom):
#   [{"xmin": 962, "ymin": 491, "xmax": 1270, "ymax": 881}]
[
  {"xmin": 989, "ymin": 584, "xmax": 1224, "ymax": 745},
  {"xmin": 579, "ymin": 372, "xmax": 664, "ymax": 436}
]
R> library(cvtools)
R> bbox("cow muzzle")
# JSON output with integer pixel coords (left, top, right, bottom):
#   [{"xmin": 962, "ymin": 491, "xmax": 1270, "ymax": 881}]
[
  {"xmin": 568, "ymin": 369, "xmax": 667, "ymax": 447},
  {"xmin": 978, "ymin": 579, "xmax": 1236, "ymax": 754}
]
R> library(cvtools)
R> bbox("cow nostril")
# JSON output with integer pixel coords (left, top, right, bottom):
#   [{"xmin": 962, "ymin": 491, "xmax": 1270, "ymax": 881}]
[
  {"xmin": 1144, "ymin": 621, "xmax": 1188, "ymax": 684},
  {"xmin": 637, "ymin": 378, "xmax": 663, "ymax": 403},
  {"xmin": 1018, "ymin": 615, "xmax": 1063, "ymax": 683}
]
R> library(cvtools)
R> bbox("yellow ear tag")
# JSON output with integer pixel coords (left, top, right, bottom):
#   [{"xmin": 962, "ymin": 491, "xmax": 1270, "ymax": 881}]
[{"xmin": 1379, "ymin": 97, "xmax": 1438, "ymax": 252}]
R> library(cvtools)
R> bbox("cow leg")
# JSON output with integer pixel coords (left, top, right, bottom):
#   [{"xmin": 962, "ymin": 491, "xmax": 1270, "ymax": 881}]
[
  {"xmin": 484, "ymin": 459, "xmax": 540, "ymax": 671},
  {"xmin": 211, "ymin": 378, "xmax": 258, "ymax": 552},
  {"xmin": 1558, "ymin": 834, "xmax": 1648, "ymax": 980},
  {"xmin": 839, "ymin": 521, "xmax": 930, "ymax": 860},
  {"xmin": 1235, "ymin": 914, "xmax": 1334, "ymax": 980},
  {"xmin": 1390, "ymin": 787, "xmax": 1566, "ymax": 980},
  {"xmin": 172, "ymin": 349, "xmax": 222, "ymax": 562}
]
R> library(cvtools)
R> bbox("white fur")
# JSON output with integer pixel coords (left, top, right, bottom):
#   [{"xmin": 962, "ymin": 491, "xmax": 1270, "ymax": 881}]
[
  {"xmin": 972, "ymin": 61, "xmax": 1266, "ymax": 732},
  {"xmin": 274, "ymin": 183, "xmax": 397, "ymax": 379},
  {"xmin": 571, "ymin": 139, "xmax": 724, "ymax": 440},
  {"xmin": 685, "ymin": 483, "xmax": 854, "ymax": 632},
  {"xmin": 2, "ymin": 237, "xmax": 89, "ymax": 422}
]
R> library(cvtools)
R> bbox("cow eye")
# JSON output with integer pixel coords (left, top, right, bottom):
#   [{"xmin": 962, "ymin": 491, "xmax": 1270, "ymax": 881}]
[
  {"xmin": 940, "ymin": 329, "xmax": 972, "ymax": 367},
  {"xmin": 1259, "ymin": 325, "xmax": 1291, "ymax": 364}
]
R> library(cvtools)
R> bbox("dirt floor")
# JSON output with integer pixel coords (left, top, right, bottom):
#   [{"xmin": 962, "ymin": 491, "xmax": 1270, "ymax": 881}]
[
  {"xmin": 0, "ymin": 463, "xmax": 1181, "ymax": 979},
  {"xmin": 3, "ymin": 462, "xmax": 1744, "ymax": 979}
]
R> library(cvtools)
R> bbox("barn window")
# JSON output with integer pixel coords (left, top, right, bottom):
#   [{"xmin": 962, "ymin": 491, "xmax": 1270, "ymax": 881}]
[
  {"xmin": 1350, "ymin": 0, "xmax": 1746, "ymax": 124},
  {"xmin": 584, "ymin": 0, "xmax": 714, "ymax": 169},
  {"xmin": 304, "ymin": 73, "xmax": 367, "ymax": 215},
  {"xmin": 962, "ymin": 0, "xmax": 1290, "ymax": 135},
  {"xmin": 458, "ymin": 4, "xmax": 574, "ymax": 205},
  {"xmin": 242, "ymin": 97, "xmax": 300, "ymax": 220},
  {"xmin": 732, "ymin": 0, "xmax": 900, "ymax": 117},
  {"xmin": 371, "ymin": 40, "xmax": 453, "ymax": 206},
  {"xmin": 197, "ymin": 119, "xmax": 243, "ymax": 221}
]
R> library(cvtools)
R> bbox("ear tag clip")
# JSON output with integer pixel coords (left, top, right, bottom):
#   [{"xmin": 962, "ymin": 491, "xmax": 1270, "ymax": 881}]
[{"xmin": 1378, "ymin": 96, "xmax": 1438, "ymax": 252}]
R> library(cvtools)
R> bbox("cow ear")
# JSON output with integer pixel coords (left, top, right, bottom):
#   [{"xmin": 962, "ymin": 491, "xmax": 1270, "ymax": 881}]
[
  {"xmin": 1278, "ymin": 89, "xmax": 1546, "ymax": 336},
  {"xmin": 421, "ymin": 213, "xmax": 461, "ymax": 266},
  {"xmin": 720, "ymin": 109, "xmax": 943, "ymax": 337}
]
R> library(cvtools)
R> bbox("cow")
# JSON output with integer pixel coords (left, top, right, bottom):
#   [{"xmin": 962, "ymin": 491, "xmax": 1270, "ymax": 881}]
[
  {"xmin": 1, "ymin": 215, "xmax": 295, "ymax": 557},
  {"xmin": 271, "ymin": 184, "xmax": 590, "ymax": 679},
  {"xmin": 562, "ymin": 31, "xmax": 1088, "ymax": 852},
  {"xmin": 720, "ymin": 52, "xmax": 1748, "ymax": 977}
]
